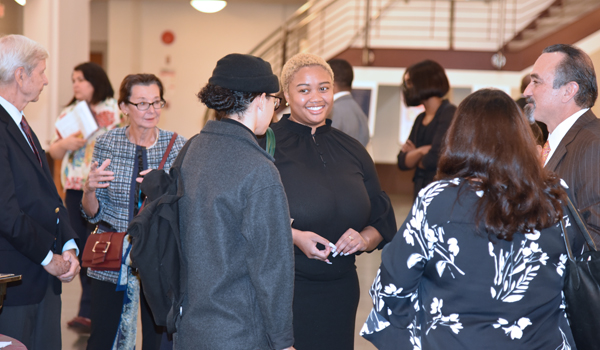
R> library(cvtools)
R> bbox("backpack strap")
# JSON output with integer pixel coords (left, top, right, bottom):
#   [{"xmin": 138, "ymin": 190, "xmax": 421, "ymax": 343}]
[
  {"xmin": 158, "ymin": 133, "xmax": 178, "ymax": 170},
  {"xmin": 265, "ymin": 127, "xmax": 276, "ymax": 157}
]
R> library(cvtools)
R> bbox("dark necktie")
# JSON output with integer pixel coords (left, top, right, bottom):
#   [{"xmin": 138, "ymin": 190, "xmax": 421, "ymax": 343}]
[{"xmin": 20, "ymin": 116, "xmax": 42, "ymax": 166}]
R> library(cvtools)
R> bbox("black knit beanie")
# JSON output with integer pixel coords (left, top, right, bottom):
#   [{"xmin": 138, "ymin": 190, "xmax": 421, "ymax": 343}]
[{"xmin": 208, "ymin": 54, "xmax": 279, "ymax": 93}]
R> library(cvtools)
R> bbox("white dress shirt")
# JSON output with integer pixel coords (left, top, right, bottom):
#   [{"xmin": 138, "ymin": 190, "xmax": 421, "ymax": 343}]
[{"xmin": 333, "ymin": 91, "xmax": 351, "ymax": 101}]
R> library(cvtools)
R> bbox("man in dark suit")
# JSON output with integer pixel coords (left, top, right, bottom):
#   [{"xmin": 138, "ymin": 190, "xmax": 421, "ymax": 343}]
[
  {"xmin": 524, "ymin": 43, "xmax": 600, "ymax": 244},
  {"xmin": 0, "ymin": 34, "xmax": 80, "ymax": 350},
  {"xmin": 327, "ymin": 58, "xmax": 370, "ymax": 147}
]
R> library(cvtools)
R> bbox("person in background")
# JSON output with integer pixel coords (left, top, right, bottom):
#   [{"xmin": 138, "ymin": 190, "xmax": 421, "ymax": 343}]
[
  {"xmin": 397, "ymin": 59, "xmax": 456, "ymax": 200},
  {"xmin": 327, "ymin": 58, "xmax": 370, "ymax": 146},
  {"xmin": 81, "ymin": 74, "xmax": 186, "ymax": 350},
  {"xmin": 362, "ymin": 88, "xmax": 585, "ymax": 350},
  {"xmin": 48, "ymin": 62, "xmax": 123, "ymax": 333},
  {"xmin": 0, "ymin": 34, "xmax": 80, "ymax": 350},
  {"xmin": 524, "ymin": 43, "xmax": 600, "ymax": 245},
  {"xmin": 516, "ymin": 74, "xmax": 548, "ymax": 143},
  {"xmin": 264, "ymin": 52, "xmax": 396, "ymax": 350},
  {"xmin": 175, "ymin": 53, "xmax": 295, "ymax": 350}
]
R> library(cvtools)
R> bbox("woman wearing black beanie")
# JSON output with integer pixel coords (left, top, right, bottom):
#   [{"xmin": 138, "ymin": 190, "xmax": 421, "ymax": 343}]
[{"xmin": 174, "ymin": 54, "xmax": 295, "ymax": 350}]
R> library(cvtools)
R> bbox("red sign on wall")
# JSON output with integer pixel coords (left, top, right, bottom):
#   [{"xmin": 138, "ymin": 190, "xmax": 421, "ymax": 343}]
[{"xmin": 161, "ymin": 31, "xmax": 175, "ymax": 45}]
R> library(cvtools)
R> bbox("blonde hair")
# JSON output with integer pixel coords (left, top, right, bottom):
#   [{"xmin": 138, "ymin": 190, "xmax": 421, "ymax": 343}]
[
  {"xmin": 280, "ymin": 53, "xmax": 334, "ymax": 94},
  {"xmin": 0, "ymin": 35, "xmax": 48, "ymax": 85}
]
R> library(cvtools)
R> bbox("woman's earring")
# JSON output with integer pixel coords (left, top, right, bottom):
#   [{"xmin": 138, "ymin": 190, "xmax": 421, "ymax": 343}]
[{"xmin": 285, "ymin": 102, "xmax": 289, "ymax": 107}]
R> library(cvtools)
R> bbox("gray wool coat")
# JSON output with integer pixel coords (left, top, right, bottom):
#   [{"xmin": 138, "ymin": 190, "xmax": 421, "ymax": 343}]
[{"xmin": 176, "ymin": 119, "xmax": 295, "ymax": 350}]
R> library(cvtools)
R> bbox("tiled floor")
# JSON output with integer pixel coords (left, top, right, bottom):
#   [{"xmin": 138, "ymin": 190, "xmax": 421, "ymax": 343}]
[{"xmin": 60, "ymin": 194, "xmax": 413, "ymax": 350}]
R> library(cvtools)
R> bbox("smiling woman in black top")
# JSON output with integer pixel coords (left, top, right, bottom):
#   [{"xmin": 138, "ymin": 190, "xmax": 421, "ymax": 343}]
[{"xmin": 265, "ymin": 52, "xmax": 397, "ymax": 350}]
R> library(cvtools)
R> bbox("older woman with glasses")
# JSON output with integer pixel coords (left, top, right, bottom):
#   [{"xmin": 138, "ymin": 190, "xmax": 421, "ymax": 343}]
[{"xmin": 81, "ymin": 74, "xmax": 186, "ymax": 350}]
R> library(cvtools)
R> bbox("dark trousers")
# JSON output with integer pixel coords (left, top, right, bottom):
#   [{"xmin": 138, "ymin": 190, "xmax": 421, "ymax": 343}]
[
  {"xmin": 65, "ymin": 189, "xmax": 94, "ymax": 318},
  {"xmin": 0, "ymin": 275, "xmax": 62, "ymax": 350},
  {"xmin": 87, "ymin": 278, "xmax": 164, "ymax": 350}
]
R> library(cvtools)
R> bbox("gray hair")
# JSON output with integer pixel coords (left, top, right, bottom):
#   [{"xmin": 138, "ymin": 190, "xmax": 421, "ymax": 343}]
[{"xmin": 0, "ymin": 35, "xmax": 49, "ymax": 85}]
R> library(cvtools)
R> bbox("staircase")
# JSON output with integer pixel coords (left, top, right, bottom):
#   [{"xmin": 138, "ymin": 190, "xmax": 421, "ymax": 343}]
[{"xmin": 249, "ymin": 0, "xmax": 600, "ymax": 73}]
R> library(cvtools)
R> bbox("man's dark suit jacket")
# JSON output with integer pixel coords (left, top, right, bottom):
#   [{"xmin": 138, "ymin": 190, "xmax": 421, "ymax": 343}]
[
  {"xmin": 546, "ymin": 109, "xmax": 600, "ymax": 245},
  {"xmin": 0, "ymin": 104, "xmax": 77, "ymax": 306}
]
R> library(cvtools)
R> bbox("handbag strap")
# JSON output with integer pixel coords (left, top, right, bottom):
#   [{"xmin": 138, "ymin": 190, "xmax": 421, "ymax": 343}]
[
  {"xmin": 564, "ymin": 195, "xmax": 597, "ymax": 251},
  {"xmin": 158, "ymin": 133, "xmax": 178, "ymax": 170},
  {"xmin": 560, "ymin": 218, "xmax": 575, "ymax": 261},
  {"xmin": 138, "ymin": 132, "xmax": 177, "ymax": 213}
]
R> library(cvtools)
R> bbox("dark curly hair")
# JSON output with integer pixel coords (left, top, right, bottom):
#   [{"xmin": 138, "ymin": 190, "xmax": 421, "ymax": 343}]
[
  {"xmin": 436, "ymin": 89, "xmax": 566, "ymax": 241},
  {"xmin": 198, "ymin": 83, "xmax": 262, "ymax": 120}
]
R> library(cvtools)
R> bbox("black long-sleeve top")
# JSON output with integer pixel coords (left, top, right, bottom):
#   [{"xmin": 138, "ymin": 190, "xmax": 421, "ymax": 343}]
[{"xmin": 397, "ymin": 100, "xmax": 456, "ymax": 198}]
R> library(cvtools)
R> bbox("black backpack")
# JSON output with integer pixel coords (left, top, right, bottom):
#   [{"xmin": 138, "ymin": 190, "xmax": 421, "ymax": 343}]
[{"xmin": 128, "ymin": 135, "xmax": 195, "ymax": 334}]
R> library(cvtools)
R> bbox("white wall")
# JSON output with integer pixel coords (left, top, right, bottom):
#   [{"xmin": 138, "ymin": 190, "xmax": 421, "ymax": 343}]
[
  {"xmin": 106, "ymin": 0, "xmax": 300, "ymax": 139},
  {"xmin": 22, "ymin": 0, "xmax": 90, "ymax": 148}
]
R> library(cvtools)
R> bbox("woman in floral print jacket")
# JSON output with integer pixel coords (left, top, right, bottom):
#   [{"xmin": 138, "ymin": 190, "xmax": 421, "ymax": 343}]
[
  {"xmin": 361, "ymin": 89, "xmax": 585, "ymax": 350},
  {"xmin": 49, "ymin": 62, "xmax": 123, "ymax": 332}
]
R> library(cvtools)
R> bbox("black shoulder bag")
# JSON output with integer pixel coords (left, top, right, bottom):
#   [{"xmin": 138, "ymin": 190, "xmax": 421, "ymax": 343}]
[{"xmin": 560, "ymin": 196, "xmax": 600, "ymax": 350}]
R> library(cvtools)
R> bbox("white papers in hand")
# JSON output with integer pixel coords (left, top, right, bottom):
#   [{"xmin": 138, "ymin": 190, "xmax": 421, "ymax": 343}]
[
  {"xmin": 55, "ymin": 101, "xmax": 98, "ymax": 139},
  {"xmin": 0, "ymin": 341, "xmax": 12, "ymax": 348}
]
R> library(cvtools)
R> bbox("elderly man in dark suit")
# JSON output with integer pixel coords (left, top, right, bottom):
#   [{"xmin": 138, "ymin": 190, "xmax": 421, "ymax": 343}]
[
  {"xmin": 0, "ymin": 34, "xmax": 80, "ymax": 350},
  {"xmin": 524, "ymin": 43, "xmax": 600, "ymax": 244}
]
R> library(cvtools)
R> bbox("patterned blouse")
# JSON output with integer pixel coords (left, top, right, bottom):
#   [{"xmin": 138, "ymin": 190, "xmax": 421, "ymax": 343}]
[
  {"xmin": 52, "ymin": 98, "xmax": 124, "ymax": 191},
  {"xmin": 361, "ymin": 178, "xmax": 585, "ymax": 350}
]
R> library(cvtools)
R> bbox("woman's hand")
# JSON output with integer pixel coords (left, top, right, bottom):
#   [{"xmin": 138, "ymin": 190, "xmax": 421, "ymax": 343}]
[
  {"xmin": 292, "ymin": 228, "xmax": 332, "ymax": 263},
  {"xmin": 333, "ymin": 228, "xmax": 368, "ymax": 256},
  {"xmin": 82, "ymin": 159, "xmax": 113, "ymax": 217},
  {"xmin": 61, "ymin": 132, "xmax": 86, "ymax": 151},
  {"xmin": 418, "ymin": 144, "xmax": 432, "ymax": 156},
  {"xmin": 48, "ymin": 132, "xmax": 86, "ymax": 160},
  {"xmin": 401, "ymin": 140, "xmax": 416, "ymax": 153},
  {"xmin": 136, "ymin": 168, "xmax": 153, "ymax": 184},
  {"xmin": 84, "ymin": 159, "xmax": 114, "ymax": 194},
  {"xmin": 332, "ymin": 226, "xmax": 384, "ymax": 257},
  {"xmin": 401, "ymin": 143, "xmax": 431, "ymax": 169}
]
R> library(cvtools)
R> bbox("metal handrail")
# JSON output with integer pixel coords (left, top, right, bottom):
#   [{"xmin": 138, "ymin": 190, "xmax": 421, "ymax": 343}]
[{"xmin": 248, "ymin": 0, "xmax": 600, "ymax": 71}]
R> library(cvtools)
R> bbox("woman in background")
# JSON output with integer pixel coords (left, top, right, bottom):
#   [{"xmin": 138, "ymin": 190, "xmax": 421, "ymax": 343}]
[
  {"xmin": 82, "ymin": 74, "xmax": 186, "ymax": 350},
  {"xmin": 397, "ymin": 60, "xmax": 456, "ymax": 199},
  {"xmin": 48, "ymin": 62, "xmax": 123, "ymax": 332},
  {"xmin": 362, "ymin": 89, "xmax": 584, "ymax": 349},
  {"xmin": 265, "ymin": 53, "xmax": 396, "ymax": 350}
]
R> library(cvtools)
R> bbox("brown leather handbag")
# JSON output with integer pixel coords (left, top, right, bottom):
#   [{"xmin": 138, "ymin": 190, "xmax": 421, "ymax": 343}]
[
  {"xmin": 82, "ymin": 228, "xmax": 127, "ymax": 271},
  {"xmin": 81, "ymin": 133, "xmax": 178, "ymax": 271}
]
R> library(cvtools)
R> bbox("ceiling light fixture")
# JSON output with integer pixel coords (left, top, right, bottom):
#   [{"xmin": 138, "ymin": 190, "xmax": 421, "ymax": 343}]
[
  {"xmin": 14, "ymin": 0, "xmax": 25, "ymax": 6},
  {"xmin": 190, "ymin": 1, "xmax": 227, "ymax": 14}
]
